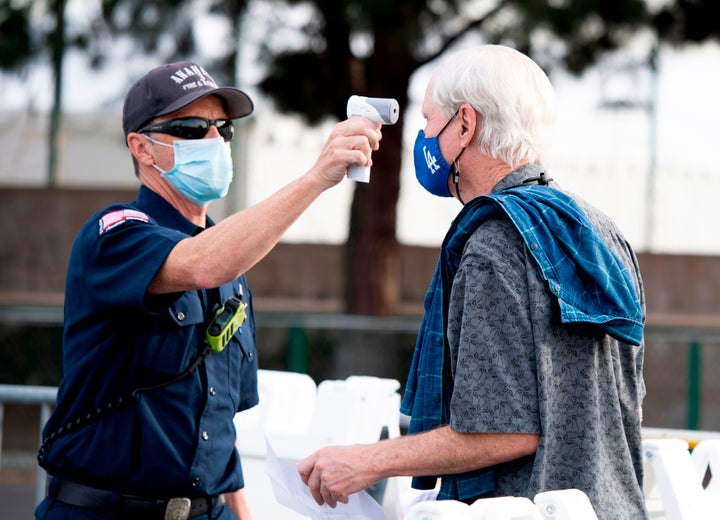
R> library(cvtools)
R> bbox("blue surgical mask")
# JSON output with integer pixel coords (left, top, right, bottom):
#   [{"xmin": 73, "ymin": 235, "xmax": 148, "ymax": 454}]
[
  {"xmin": 413, "ymin": 112, "xmax": 459, "ymax": 198},
  {"xmin": 147, "ymin": 136, "xmax": 233, "ymax": 206}
]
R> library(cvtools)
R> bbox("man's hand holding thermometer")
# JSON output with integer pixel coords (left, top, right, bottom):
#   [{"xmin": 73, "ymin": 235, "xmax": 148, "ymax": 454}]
[{"xmin": 346, "ymin": 95, "xmax": 400, "ymax": 182}]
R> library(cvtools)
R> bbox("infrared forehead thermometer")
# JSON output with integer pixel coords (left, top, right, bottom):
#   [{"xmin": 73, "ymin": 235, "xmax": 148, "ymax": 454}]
[{"xmin": 346, "ymin": 95, "xmax": 400, "ymax": 182}]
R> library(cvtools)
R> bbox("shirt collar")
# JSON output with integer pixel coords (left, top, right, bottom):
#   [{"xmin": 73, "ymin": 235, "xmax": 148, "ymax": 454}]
[
  {"xmin": 136, "ymin": 186, "xmax": 214, "ymax": 235},
  {"xmin": 491, "ymin": 163, "xmax": 548, "ymax": 193}
]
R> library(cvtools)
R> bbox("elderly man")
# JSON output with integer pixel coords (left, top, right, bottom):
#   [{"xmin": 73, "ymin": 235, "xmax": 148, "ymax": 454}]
[
  {"xmin": 299, "ymin": 45, "xmax": 648, "ymax": 519},
  {"xmin": 36, "ymin": 61, "xmax": 382, "ymax": 520}
]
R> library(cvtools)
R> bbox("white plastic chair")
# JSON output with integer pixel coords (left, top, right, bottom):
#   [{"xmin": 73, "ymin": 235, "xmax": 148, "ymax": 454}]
[
  {"xmin": 533, "ymin": 489, "xmax": 597, "ymax": 519},
  {"xmin": 234, "ymin": 369, "xmax": 319, "ymax": 520},
  {"xmin": 234, "ymin": 371, "xmax": 404, "ymax": 519},
  {"xmin": 642, "ymin": 438, "xmax": 719, "ymax": 519},
  {"xmin": 308, "ymin": 376, "xmax": 402, "ymax": 518},
  {"xmin": 691, "ymin": 439, "xmax": 720, "ymax": 496},
  {"xmin": 470, "ymin": 496, "xmax": 542, "ymax": 519},
  {"xmin": 398, "ymin": 481, "xmax": 440, "ymax": 517},
  {"xmin": 309, "ymin": 375, "xmax": 401, "ymax": 446},
  {"xmin": 233, "ymin": 369, "xmax": 318, "ymax": 456},
  {"xmin": 405, "ymin": 499, "xmax": 473, "ymax": 520}
]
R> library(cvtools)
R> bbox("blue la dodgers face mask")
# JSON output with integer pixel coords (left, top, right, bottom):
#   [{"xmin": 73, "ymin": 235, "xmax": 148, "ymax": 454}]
[
  {"xmin": 147, "ymin": 135, "xmax": 233, "ymax": 206},
  {"xmin": 412, "ymin": 111, "xmax": 459, "ymax": 198},
  {"xmin": 413, "ymin": 130, "xmax": 453, "ymax": 197}
]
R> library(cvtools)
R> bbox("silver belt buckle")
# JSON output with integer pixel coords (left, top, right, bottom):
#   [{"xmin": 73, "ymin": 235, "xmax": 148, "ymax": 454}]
[{"xmin": 165, "ymin": 497, "xmax": 192, "ymax": 520}]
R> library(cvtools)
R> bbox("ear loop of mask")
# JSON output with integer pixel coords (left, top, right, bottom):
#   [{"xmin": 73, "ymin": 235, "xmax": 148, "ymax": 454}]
[
  {"xmin": 451, "ymin": 147, "xmax": 467, "ymax": 205},
  {"xmin": 436, "ymin": 109, "xmax": 467, "ymax": 204},
  {"xmin": 445, "ymin": 107, "xmax": 476, "ymax": 205},
  {"xmin": 143, "ymin": 134, "xmax": 173, "ymax": 174}
]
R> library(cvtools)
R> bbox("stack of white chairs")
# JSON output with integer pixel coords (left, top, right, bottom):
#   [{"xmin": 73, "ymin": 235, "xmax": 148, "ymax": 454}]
[
  {"xmin": 310, "ymin": 375, "xmax": 402, "ymax": 446},
  {"xmin": 690, "ymin": 439, "xmax": 720, "ymax": 496},
  {"xmin": 233, "ymin": 369, "xmax": 404, "ymax": 519},
  {"xmin": 404, "ymin": 499, "xmax": 474, "ymax": 520},
  {"xmin": 233, "ymin": 370, "xmax": 318, "ymax": 520},
  {"xmin": 404, "ymin": 489, "xmax": 598, "ymax": 520},
  {"xmin": 643, "ymin": 437, "xmax": 720, "ymax": 519},
  {"xmin": 234, "ymin": 370, "xmax": 604, "ymax": 520},
  {"xmin": 470, "ymin": 496, "xmax": 541, "ymax": 519}
]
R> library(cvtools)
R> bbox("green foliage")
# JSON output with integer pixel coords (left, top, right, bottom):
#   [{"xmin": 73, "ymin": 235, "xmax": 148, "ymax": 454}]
[
  {"xmin": 261, "ymin": 51, "xmax": 343, "ymax": 124},
  {"xmin": 0, "ymin": 0, "xmax": 225, "ymax": 73},
  {"xmin": 0, "ymin": 1, "xmax": 32, "ymax": 70},
  {"xmin": 255, "ymin": 1, "xmax": 437, "ymax": 122},
  {"xmin": 97, "ymin": 0, "xmax": 197, "ymax": 63},
  {"xmin": 653, "ymin": 0, "xmax": 720, "ymax": 43},
  {"xmin": 255, "ymin": 0, "xmax": 653, "ymax": 121},
  {"xmin": 253, "ymin": 0, "xmax": 717, "ymax": 119},
  {"xmin": 490, "ymin": 0, "xmax": 648, "ymax": 74}
]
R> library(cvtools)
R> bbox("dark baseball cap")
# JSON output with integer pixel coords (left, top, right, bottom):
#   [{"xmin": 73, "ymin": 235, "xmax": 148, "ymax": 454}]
[{"xmin": 122, "ymin": 61, "xmax": 254, "ymax": 139}]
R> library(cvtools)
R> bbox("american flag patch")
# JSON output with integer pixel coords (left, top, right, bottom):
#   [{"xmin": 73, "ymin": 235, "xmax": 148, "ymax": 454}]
[{"xmin": 98, "ymin": 209, "xmax": 150, "ymax": 235}]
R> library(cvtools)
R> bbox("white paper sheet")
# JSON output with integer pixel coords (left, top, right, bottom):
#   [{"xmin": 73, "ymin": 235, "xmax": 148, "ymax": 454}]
[{"xmin": 265, "ymin": 439, "xmax": 388, "ymax": 520}]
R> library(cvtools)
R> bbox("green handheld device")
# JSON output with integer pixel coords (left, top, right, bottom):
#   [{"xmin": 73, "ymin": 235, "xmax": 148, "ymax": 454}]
[{"xmin": 205, "ymin": 296, "xmax": 247, "ymax": 353}]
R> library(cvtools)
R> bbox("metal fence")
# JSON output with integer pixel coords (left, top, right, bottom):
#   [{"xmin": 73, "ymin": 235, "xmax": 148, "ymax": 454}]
[
  {"xmin": 4, "ymin": 384, "xmax": 720, "ymax": 511},
  {"xmin": 3, "ymin": 304, "xmax": 720, "ymax": 508},
  {"xmin": 0, "ymin": 384, "xmax": 56, "ymax": 506}
]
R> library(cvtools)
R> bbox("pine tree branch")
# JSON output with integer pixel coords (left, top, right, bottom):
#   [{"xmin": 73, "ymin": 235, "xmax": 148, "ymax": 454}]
[{"xmin": 416, "ymin": 0, "xmax": 510, "ymax": 68}]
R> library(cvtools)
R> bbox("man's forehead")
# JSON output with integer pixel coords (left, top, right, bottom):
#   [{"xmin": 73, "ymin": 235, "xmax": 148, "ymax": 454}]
[{"xmin": 421, "ymin": 86, "xmax": 441, "ymax": 119}]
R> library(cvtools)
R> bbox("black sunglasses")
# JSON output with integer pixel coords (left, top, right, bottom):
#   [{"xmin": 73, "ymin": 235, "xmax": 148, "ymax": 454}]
[{"xmin": 139, "ymin": 117, "xmax": 234, "ymax": 141}]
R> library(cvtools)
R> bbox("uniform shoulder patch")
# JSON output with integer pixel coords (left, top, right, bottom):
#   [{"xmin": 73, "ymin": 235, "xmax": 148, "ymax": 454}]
[{"xmin": 98, "ymin": 209, "xmax": 150, "ymax": 235}]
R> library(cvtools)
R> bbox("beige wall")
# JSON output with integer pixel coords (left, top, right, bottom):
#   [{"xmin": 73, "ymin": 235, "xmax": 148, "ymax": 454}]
[{"xmin": 3, "ymin": 187, "xmax": 720, "ymax": 320}]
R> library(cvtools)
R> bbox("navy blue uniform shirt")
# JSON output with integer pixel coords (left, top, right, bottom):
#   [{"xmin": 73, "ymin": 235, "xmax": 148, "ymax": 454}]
[{"xmin": 39, "ymin": 186, "xmax": 259, "ymax": 498}]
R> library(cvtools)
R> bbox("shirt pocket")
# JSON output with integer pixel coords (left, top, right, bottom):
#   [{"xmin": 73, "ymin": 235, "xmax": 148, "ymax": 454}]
[{"xmin": 134, "ymin": 291, "xmax": 206, "ymax": 379}]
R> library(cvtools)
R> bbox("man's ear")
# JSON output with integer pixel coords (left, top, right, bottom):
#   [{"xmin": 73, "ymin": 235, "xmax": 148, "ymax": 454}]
[
  {"xmin": 457, "ymin": 104, "xmax": 477, "ymax": 148},
  {"xmin": 127, "ymin": 132, "xmax": 156, "ymax": 167}
]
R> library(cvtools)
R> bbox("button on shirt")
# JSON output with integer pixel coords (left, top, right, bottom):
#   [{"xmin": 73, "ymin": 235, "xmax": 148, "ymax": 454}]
[{"xmin": 39, "ymin": 186, "xmax": 259, "ymax": 498}]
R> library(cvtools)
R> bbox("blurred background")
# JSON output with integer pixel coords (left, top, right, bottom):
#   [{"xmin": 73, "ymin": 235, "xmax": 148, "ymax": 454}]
[{"xmin": 1, "ymin": 0, "xmax": 720, "ymax": 514}]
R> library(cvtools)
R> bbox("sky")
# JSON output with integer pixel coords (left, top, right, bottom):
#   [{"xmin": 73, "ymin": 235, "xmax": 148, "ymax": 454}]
[{"xmin": 1, "ymin": 5, "xmax": 719, "ymax": 255}]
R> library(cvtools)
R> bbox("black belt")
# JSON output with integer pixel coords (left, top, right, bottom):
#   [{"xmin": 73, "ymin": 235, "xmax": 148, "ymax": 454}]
[{"xmin": 50, "ymin": 477, "xmax": 221, "ymax": 519}]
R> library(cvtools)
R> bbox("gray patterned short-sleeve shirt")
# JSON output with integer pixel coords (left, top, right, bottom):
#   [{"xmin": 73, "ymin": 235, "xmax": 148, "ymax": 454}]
[{"xmin": 446, "ymin": 167, "xmax": 648, "ymax": 519}]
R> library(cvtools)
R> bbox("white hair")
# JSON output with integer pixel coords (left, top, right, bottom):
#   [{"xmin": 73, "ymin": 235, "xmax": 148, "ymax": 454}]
[{"xmin": 432, "ymin": 45, "xmax": 556, "ymax": 169}]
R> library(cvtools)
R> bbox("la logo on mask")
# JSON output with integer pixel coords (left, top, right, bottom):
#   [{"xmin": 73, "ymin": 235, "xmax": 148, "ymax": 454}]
[
  {"xmin": 413, "ymin": 111, "xmax": 460, "ymax": 198},
  {"xmin": 423, "ymin": 146, "xmax": 440, "ymax": 174},
  {"xmin": 413, "ymin": 129, "xmax": 453, "ymax": 198}
]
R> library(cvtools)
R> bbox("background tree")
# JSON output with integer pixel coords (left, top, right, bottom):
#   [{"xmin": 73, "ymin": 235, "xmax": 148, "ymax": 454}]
[
  {"xmin": 0, "ymin": 1, "xmax": 33, "ymax": 72},
  {"xmin": 0, "ymin": 0, "xmax": 248, "ymax": 184},
  {"xmin": 0, "ymin": 0, "xmax": 69, "ymax": 185},
  {"xmin": 0, "ymin": 0, "xmax": 187, "ymax": 185},
  {"xmin": 255, "ymin": 0, "xmax": 651, "ymax": 315},
  {"xmin": 652, "ymin": 0, "xmax": 720, "ymax": 44},
  {"xmin": 1, "ymin": 0, "xmax": 718, "ymax": 315}
]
